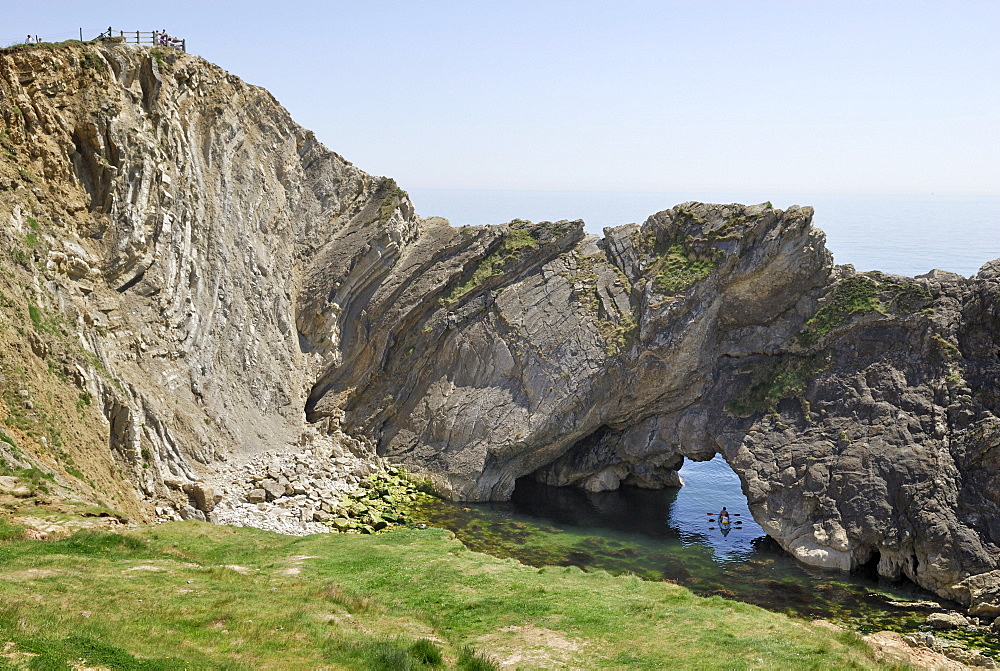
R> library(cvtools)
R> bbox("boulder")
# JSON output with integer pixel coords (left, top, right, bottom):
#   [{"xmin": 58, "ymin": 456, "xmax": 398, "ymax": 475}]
[
  {"xmin": 0, "ymin": 476, "xmax": 31, "ymax": 498},
  {"xmin": 178, "ymin": 505, "xmax": 206, "ymax": 522},
  {"xmin": 261, "ymin": 479, "xmax": 285, "ymax": 501},
  {"xmin": 926, "ymin": 612, "xmax": 970, "ymax": 630},
  {"xmin": 182, "ymin": 482, "xmax": 218, "ymax": 513},
  {"xmin": 959, "ymin": 571, "xmax": 1000, "ymax": 619}
]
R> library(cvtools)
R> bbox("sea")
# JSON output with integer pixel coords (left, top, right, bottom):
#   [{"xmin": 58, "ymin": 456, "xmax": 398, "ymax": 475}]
[
  {"xmin": 407, "ymin": 188, "xmax": 1000, "ymax": 637},
  {"xmin": 409, "ymin": 189, "xmax": 1000, "ymax": 278}
]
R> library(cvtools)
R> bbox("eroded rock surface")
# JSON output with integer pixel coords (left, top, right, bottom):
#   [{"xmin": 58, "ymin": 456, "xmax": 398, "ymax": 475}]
[{"xmin": 1, "ymin": 41, "xmax": 999, "ymax": 611}]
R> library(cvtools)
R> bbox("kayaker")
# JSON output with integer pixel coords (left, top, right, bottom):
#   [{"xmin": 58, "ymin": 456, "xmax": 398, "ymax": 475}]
[{"xmin": 719, "ymin": 507, "xmax": 730, "ymax": 523}]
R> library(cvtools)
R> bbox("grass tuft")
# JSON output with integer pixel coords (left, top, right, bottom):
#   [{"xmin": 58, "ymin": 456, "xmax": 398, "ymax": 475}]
[
  {"xmin": 727, "ymin": 351, "xmax": 833, "ymax": 417},
  {"xmin": 325, "ymin": 637, "xmax": 442, "ymax": 669},
  {"xmin": 317, "ymin": 582, "xmax": 376, "ymax": 613},
  {"xmin": 650, "ymin": 244, "xmax": 716, "ymax": 294},
  {"xmin": 50, "ymin": 529, "xmax": 150, "ymax": 557},
  {"xmin": 441, "ymin": 225, "xmax": 539, "ymax": 305},
  {"xmin": 80, "ymin": 51, "xmax": 106, "ymax": 73},
  {"xmin": 457, "ymin": 645, "xmax": 500, "ymax": 671},
  {"xmin": 798, "ymin": 276, "xmax": 882, "ymax": 345},
  {"xmin": 410, "ymin": 638, "xmax": 444, "ymax": 666},
  {"xmin": 797, "ymin": 273, "xmax": 932, "ymax": 347},
  {"xmin": 0, "ymin": 517, "xmax": 26, "ymax": 543}
]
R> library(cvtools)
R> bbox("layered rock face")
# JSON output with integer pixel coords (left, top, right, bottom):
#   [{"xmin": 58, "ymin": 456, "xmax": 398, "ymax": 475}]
[
  {"xmin": 0, "ymin": 41, "xmax": 403, "ymax": 515},
  {"xmin": 1, "ymin": 41, "xmax": 999, "ymax": 612},
  {"xmin": 319, "ymin": 205, "xmax": 831, "ymax": 502},
  {"xmin": 718, "ymin": 265, "xmax": 1000, "ymax": 611}
]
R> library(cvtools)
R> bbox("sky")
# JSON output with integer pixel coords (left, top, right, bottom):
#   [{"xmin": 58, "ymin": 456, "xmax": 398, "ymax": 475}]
[{"xmin": 3, "ymin": 1, "xmax": 999, "ymax": 196}]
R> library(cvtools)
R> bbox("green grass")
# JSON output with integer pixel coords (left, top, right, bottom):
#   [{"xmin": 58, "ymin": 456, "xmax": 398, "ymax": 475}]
[
  {"xmin": 79, "ymin": 51, "xmax": 107, "ymax": 73},
  {"xmin": 27, "ymin": 303, "xmax": 67, "ymax": 336},
  {"xmin": 931, "ymin": 332, "xmax": 962, "ymax": 361},
  {"xmin": 0, "ymin": 522, "xmax": 890, "ymax": 668},
  {"xmin": 375, "ymin": 177, "xmax": 408, "ymax": 224},
  {"xmin": 150, "ymin": 48, "xmax": 170, "ymax": 71},
  {"xmin": 27, "ymin": 303, "xmax": 43, "ymax": 329},
  {"xmin": 797, "ymin": 274, "xmax": 932, "ymax": 347},
  {"xmin": 650, "ymin": 244, "xmax": 716, "ymax": 295},
  {"xmin": 727, "ymin": 351, "xmax": 834, "ymax": 417},
  {"xmin": 0, "ymin": 516, "xmax": 26, "ymax": 542},
  {"xmin": 441, "ymin": 226, "xmax": 539, "ymax": 305},
  {"xmin": 798, "ymin": 276, "xmax": 882, "ymax": 346},
  {"xmin": 10, "ymin": 248, "xmax": 31, "ymax": 268},
  {"xmin": 0, "ymin": 465, "xmax": 55, "ymax": 495},
  {"xmin": 566, "ymin": 253, "xmax": 638, "ymax": 356}
]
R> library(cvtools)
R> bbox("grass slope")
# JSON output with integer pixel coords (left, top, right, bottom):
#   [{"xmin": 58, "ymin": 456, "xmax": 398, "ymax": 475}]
[{"xmin": 0, "ymin": 521, "xmax": 897, "ymax": 670}]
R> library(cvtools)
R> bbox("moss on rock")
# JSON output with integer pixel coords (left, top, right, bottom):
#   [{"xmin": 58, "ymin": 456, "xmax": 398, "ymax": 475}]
[
  {"xmin": 328, "ymin": 467, "xmax": 437, "ymax": 534},
  {"xmin": 798, "ymin": 273, "xmax": 933, "ymax": 346},
  {"xmin": 727, "ymin": 351, "xmax": 834, "ymax": 417}
]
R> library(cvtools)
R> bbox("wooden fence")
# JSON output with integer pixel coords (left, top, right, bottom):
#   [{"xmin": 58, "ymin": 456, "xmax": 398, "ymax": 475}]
[{"xmin": 100, "ymin": 30, "xmax": 185, "ymax": 53}]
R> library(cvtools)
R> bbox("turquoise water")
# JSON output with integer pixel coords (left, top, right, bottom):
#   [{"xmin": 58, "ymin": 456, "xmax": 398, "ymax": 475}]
[
  {"xmin": 404, "ymin": 189, "xmax": 1000, "ymax": 649},
  {"xmin": 409, "ymin": 189, "xmax": 1000, "ymax": 278},
  {"xmin": 411, "ymin": 458, "xmax": 999, "ymax": 653},
  {"xmin": 412, "ymin": 458, "xmax": 938, "ymax": 623}
]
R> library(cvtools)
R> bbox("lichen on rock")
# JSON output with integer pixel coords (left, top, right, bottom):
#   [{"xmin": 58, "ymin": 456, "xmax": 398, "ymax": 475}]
[{"xmin": 2, "ymin": 40, "xmax": 1000, "ymax": 614}]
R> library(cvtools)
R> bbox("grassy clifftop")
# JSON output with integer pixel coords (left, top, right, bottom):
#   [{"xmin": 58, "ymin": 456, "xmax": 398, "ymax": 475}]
[{"xmin": 0, "ymin": 519, "xmax": 894, "ymax": 669}]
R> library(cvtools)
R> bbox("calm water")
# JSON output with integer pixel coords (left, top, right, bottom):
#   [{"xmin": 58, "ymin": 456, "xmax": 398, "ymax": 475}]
[
  {"xmin": 412, "ymin": 457, "xmax": 962, "ymax": 635},
  {"xmin": 404, "ymin": 189, "xmax": 1000, "ymax": 650},
  {"xmin": 409, "ymin": 189, "xmax": 1000, "ymax": 278},
  {"xmin": 411, "ymin": 459, "xmax": 1000, "ymax": 653}
]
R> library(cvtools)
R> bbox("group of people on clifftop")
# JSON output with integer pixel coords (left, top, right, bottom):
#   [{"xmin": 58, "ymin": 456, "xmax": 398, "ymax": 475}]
[
  {"xmin": 153, "ymin": 30, "xmax": 182, "ymax": 47},
  {"xmin": 95, "ymin": 27, "xmax": 182, "ymax": 48}
]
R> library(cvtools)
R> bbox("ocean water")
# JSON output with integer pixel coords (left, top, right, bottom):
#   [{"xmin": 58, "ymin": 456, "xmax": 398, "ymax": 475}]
[
  {"xmin": 405, "ymin": 188, "xmax": 1000, "ymax": 641},
  {"xmin": 409, "ymin": 189, "xmax": 1000, "ymax": 278},
  {"xmin": 412, "ymin": 457, "xmax": 961, "ymax": 632}
]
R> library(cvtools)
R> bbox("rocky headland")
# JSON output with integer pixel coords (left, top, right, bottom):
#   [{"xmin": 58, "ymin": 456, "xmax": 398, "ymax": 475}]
[{"xmin": 1, "ymin": 39, "xmax": 998, "ymax": 620}]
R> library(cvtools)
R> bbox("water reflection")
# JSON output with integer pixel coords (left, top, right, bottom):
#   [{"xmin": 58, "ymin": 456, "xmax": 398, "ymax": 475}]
[
  {"xmin": 410, "ymin": 455, "xmax": 982, "ymax": 640},
  {"xmin": 671, "ymin": 456, "xmax": 765, "ymax": 561}
]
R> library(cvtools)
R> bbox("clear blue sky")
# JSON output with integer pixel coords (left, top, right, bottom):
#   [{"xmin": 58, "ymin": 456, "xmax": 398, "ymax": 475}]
[{"xmin": 5, "ymin": 1, "xmax": 999, "ymax": 196}]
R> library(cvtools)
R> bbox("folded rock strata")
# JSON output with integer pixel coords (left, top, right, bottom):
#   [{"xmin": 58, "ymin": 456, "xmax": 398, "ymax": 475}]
[{"xmin": 0, "ymin": 41, "xmax": 998, "ymax": 612}]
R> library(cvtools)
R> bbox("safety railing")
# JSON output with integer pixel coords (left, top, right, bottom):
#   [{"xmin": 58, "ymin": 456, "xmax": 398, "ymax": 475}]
[{"xmin": 97, "ymin": 29, "xmax": 185, "ymax": 53}]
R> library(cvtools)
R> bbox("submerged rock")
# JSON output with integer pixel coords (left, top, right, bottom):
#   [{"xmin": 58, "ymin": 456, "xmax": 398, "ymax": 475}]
[
  {"xmin": 926, "ymin": 612, "xmax": 971, "ymax": 630},
  {"xmin": 0, "ymin": 40, "xmax": 998, "ymax": 611}
]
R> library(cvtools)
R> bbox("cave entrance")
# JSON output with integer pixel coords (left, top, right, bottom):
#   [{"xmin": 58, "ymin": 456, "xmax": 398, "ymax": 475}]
[
  {"xmin": 506, "ymin": 453, "xmax": 767, "ymax": 561},
  {"xmin": 415, "ymin": 453, "xmax": 942, "ymax": 622},
  {"xmin": 853, "ymin": 549, "xmax": 882, "ymax": 580}
]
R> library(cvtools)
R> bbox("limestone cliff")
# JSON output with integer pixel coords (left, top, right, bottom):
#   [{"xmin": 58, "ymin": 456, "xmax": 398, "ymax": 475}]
[
  {"xmin": 0, "ymin": 40, "xmax": 399, "ymax": 519},
  {"xmin": 1, "ymin": 40, "xmax": 999, "ymax": 614}
]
